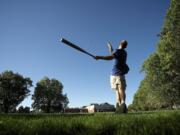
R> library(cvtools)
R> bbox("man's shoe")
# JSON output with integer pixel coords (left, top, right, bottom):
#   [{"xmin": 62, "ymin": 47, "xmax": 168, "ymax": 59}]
[
  {"xmin": 120, "ymin": 103, "xmax": 128, "ymax": 113},
  {"xmin": 116, "ymin": 103, "xmax": 124, "ymax": 113},
  {"xmin": 115, "ymin": 103, "xmax": 121, "ymax": 113}
]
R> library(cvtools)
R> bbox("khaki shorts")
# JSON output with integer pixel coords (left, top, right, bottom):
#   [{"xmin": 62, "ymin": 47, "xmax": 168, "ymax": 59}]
[{"xmin": 110, "ymin": 75, "xmax": 126, "ymax": 90}]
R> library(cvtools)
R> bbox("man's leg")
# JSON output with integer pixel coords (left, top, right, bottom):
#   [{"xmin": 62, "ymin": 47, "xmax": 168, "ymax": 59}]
[
  {"xmin": 117, "ymin": 84, "xmax": 127, "ymax": 113},
  {"xmin": 111, "ymin": 76, "xmax": 127, "ymax": 113},
  {"xmin": 116, "ymin": 88, "xmax": 121, "ymax": 105},
  {"xmin": 115, "ymin": 85, "xmax": 122, "ymax": 113},
  {"xmin": 117, "ymin": 85, "xmax": 126, "ymax": 104},
  {"xmin": 111, "ymin": 76, "xmax": 121, "ymax": 110}
]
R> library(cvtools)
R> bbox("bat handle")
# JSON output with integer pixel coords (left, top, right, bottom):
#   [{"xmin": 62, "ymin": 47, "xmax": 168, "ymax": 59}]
[{"xmin": 86, "ymin": 52, "xmax": 95, "ymax": 58}]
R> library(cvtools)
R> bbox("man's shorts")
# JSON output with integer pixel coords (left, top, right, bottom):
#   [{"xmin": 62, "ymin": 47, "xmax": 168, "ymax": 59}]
[{"xmin": 110, "ymin": 75, "xmax": 126, "ymax": 90}]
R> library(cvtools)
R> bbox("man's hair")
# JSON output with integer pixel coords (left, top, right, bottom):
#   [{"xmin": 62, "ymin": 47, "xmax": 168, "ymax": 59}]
[{"xmin": 120, "ymin": 40, "xmax": 128, "ymax": 49}]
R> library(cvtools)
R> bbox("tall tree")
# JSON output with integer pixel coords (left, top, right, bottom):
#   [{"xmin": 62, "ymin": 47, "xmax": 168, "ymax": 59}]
[
  {"xmin": 156, "ymin": 0, "xmax": 180, "ymax": 107},
  {"xmin": 0, "ymin": 71, "xmax": 32, "ymax": 113},
  {"xmin": 32, "ymin": 77, "xmax": 69, "ymax": 113},
  {"xmin": 132, "ymin": 0, "xmax": 180, "ymax": 110}
]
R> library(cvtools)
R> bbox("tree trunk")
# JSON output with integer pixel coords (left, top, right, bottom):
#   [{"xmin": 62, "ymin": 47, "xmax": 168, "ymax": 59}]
[
  {"xmin": 46, "ymin": 101, "xmax": 51, "ymax": 113},
  {"xmin": 4, "ymin": 104, "xmax": 9, "ymax": 113},
  {"xmin": 3, "ymin": 99, "xmax": 9, "ymax": 113}
]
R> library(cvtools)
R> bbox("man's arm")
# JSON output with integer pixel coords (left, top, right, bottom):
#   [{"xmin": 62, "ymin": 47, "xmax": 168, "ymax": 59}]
[
  {"xmin": 95, "ymin": 42, "xmax": 115, "ymax": 60},
  {"xmin": 95, "ymin": 55, "xmax": 114, "ymax": 60}
]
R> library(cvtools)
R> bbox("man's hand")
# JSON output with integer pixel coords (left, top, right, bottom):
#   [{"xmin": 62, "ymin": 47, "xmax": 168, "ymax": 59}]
[
  {"xmin": 107, "ymin": 42, "xmax": 113, "ymax": 54},
  {"xmin": 94, "ymin": 56, "xmax": 102, "ymax": 60}
]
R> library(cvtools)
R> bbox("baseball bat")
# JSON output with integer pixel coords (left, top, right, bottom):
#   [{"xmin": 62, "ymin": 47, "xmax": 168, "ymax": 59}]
[{"xmin": 61, "ymin": 38, "xmax": 95, "ymax": 58}]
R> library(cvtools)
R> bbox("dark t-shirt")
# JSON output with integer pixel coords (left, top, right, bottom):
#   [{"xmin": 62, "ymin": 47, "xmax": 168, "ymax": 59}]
[{"xmin": 112, "ymin": 49, "xmax": 127, "ymax": 76}]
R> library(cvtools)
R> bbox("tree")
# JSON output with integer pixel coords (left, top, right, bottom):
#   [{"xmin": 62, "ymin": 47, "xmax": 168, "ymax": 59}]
[
  {"xmin": 18, "ymin": 106, "xmax": 30, "ymax": 113},
  {"xmin": 156, "ymin": 0, "xmax": 180, "ymax": 108},
  {"xmin": 132, "ymin": 0, "xmax": 180, "ymax": 110},
  {"xmin": 32, "ymin": 77, "xmax": 69, "ymax": 113},
  {"xmin": 0, "ymin": 71, "xmax": 32, "ymax": 113}
]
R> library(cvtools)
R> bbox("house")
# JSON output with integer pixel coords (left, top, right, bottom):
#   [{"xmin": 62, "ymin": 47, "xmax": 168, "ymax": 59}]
[
  {"xmin": 98, "ymin": 103, "xmax": 115, "ymax": 112},
  {"xmin": 85, "ymin": 103, "xmax": 99, "ymax": 113},
  {"xmin": 85, "ymin": 103, "xmax": 115, "ymax": 113},
  {"xmin": 64, "ymin": 108, "xmax": 88, "ymax": 113}
]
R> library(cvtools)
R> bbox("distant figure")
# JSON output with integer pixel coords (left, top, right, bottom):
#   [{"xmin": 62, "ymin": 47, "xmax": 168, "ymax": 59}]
[{"xmin": 95, "ymin": 40, "xmax": 129, "ymax": 113}]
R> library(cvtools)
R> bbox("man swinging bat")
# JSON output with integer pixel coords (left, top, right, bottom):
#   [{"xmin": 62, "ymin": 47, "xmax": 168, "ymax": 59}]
[
  {"xmin": 95, "ymin": 40, "xmax": 129, "ymax": 113},
  {"xmin": 61, "ymin": 38, "xmax": 129, "ymax": 113}
]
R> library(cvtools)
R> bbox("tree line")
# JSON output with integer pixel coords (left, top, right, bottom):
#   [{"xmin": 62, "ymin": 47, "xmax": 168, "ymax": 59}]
[
  {"xmin": 129, "ymin": 0, "xmax": 180, "ymax": 111},
  {"xmin": 0, "ymin": 70, "xmax": 69, "ymax": 113}
]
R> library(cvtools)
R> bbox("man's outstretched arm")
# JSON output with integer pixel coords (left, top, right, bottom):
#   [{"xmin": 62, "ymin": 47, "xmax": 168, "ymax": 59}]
[{"xmin": 95, "ymin": 55, "xmax": 114, "ymax": 60}]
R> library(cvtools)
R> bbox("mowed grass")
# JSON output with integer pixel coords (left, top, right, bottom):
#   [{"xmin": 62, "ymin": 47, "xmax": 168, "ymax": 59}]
[{"xmin": 0, "ymin": 110, "xmax": 180, "ymax": 135}]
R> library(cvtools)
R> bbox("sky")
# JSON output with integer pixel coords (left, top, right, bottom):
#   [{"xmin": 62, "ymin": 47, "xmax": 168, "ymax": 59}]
[{"xmin": 0, "ymin": 0, "xmax": 170, "ymax": 108}]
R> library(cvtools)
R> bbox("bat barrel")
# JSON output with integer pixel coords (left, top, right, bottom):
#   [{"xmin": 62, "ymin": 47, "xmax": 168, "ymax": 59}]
[
  {"xmin": 61, "ymin": 38, "xmax": 74, "ymax": 46},
  {"xmin": 60, "ymin": 38, "xmax": 95, "ymax": 58}
]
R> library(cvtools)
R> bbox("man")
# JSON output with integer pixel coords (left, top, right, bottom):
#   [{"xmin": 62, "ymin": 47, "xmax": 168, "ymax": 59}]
[{"xmin": 95, "ymin": 40, "xmax": 129, "ymax": 113}]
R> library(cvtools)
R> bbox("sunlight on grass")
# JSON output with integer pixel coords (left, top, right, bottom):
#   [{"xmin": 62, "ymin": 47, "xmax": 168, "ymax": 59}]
[{"xmin": 0, "ymin": 110, "xmax": 179, "ymax": 135}]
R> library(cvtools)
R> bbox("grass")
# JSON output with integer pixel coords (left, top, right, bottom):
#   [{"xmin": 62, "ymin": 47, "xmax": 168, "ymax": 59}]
[{"xmin": 0, "ymin": 110, "xmax": 179, "ymax": 135}]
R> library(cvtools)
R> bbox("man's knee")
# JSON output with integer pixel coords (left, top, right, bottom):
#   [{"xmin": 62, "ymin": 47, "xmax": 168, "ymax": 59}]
[{"xmin": 117, "ymin": 85, "xmax": 125, "ymax": 92}]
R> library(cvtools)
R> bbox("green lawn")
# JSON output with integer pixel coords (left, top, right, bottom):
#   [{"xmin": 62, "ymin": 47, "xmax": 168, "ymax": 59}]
[{"xmin": 0, "ymin": 110, "xmax": 179, "ymax": 135}]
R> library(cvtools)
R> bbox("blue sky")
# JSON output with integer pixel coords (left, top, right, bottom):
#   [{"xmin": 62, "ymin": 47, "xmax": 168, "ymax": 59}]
[{"xmin": 0, "ymin": 0, "xmax": 169, "ymax": 108}]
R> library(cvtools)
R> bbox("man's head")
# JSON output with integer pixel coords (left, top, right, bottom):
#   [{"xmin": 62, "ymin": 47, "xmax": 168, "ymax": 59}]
[{"xmin": 119, "ymin": 40, "xmax": 128, "ymax": 49}]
